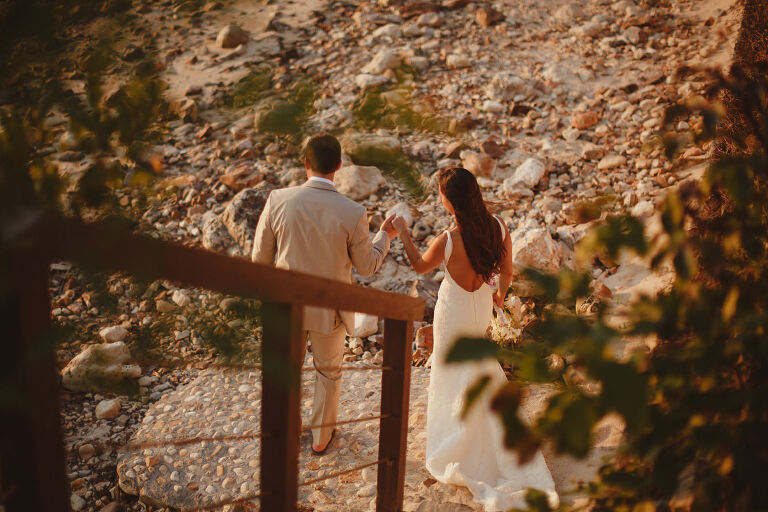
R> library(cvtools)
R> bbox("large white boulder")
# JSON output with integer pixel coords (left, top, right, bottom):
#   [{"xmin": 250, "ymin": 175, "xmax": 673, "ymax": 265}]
[
  {"xmin": 334, "ymin": 165, "xmax": 386, "ymax": 200},
  {"xmin": 511, "ymin": 228, "xmax": 566, "ymax": 273},
  {"xmin": 502, "ymin": 158, "xmax": 545, "ymax": 196},
  {"xmin": 61, "ymin": 342, "xmax": 141, "ymax": 393},
  {"xmin": 386, "ymin": 201, "xmax": 416, "ymax": 227}
]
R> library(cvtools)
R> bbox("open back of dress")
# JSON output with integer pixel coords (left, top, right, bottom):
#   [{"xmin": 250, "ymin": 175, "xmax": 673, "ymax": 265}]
[{"xmin": 425, "ymin": 218, "xmax": 559, "ymax": 511}]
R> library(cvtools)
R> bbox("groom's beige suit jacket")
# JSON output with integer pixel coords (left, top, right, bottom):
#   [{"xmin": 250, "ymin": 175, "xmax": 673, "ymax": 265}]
[{"xmin": 251, "ymin": 179, "xmax": 390, "ymax": 334}]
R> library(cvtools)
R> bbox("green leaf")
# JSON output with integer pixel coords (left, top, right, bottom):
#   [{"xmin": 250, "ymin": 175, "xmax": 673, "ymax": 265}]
[
  {"xmin": 461, "ymin": 375, "xmax": 492, "ymax": 420},
  {"xmin": 593, "ymin": 361, "xmax": 649, "ymax": 429},
  {"xmin": 524, "ymin": 488, "xmax": 554, "ymax": 512},
  {"xmin": 446, "ymin": 337, "xmax": 500, "ymax": 363}
]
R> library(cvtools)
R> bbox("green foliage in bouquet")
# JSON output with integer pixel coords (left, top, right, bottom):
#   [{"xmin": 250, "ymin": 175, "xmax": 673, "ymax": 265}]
[{"xmin": 448, "ymin": 68, "xmax": 768, "ymax": 510}]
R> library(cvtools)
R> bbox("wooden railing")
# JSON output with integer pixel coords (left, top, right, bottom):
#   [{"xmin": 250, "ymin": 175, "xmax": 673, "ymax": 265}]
[{"xmin": 0, "ymin": 213, "xmax": 424, "ymax": 512}]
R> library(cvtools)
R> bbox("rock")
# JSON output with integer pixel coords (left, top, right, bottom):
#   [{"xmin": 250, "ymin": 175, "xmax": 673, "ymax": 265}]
[
  {"xmin": 309, "ymin": 490, "xmax": 333, "ymax": 504},
  {"xmin": 475, "ymin": 6, "xmax": 504, "ymax": 26},
  {"xmin": 481, "ymin": 139, "xmax": 506, "ymax": 158},
  {"xmin": 411, "ymin": 219, "xmax": 432, "ymax": 241},
  {"xmin": 511, "ymin": 229, "xmax": 566, "ymax": 273},
  {"xmin": 95, "ymin": 398, "xmax": 121, "ymax": 419},
  {"xmin": 361, "ymin": 49, "xmax": 401, "ymax": 75},
  {"xmin": 372, "ymin": 23, "xmax": 402, "ymax": 38},
  {"xmin": 631, "ymin": 200, "xmax": 655, "ymax": 217},
  {"xmin": 482, "ymin": 100, "xmax": 505, "ymax": 114},
  {"xmin": 580, "ymin": 142, "xmax": 605, "ymax": 160},
  {"xmin": 357, "ymin": 484, "xmax": 377, "ymax": 497},
  {"xmin": 541, "ymin": 197, "xmax": 563, "ymax": 213},
  {"xmin": 70, "ymin": 494, "xmax": 86, "ymax": 512},
  {"xmin": 446, "ymin": 54, "xmax": 471, "ymax": 69},
  {"xmin": 572, "ymin": 111, "xmax": 599, "ymax": 130},
  {"xmin": 623, "ymin": 191, "xmax": 639, "ymax": 208},
  {"xmin": 155, "ymin": 299, "xmax": 175, "ymax": 313},
  {"xmin": 174, "ymin": 98, "xmax": 198, "ymax": 123},
  {"xmin": 220, "ymin": 165, "xmax": 264, "ymax": 191},
  {"xmin": 562, "ymin": 127, "xmax": 581, "ymax": 141},
  {"xmin": 202, "ymin": 215, "xmax": 236, "ymax": 253},
  {"xmin": 334, "ymin": 165, "xmax": 385, "ymax": 200},
  {"xmin": 99, "ymin": 326, "xmax": 128, "ymax": 343},
  {"xmin": 415, "ymin": 325, "xmax": 434, "ymax": 351},
  {"xmin": 99, "ymin": 503, "xmax": 120, "ymax": 512},
  {"xmin": 622, "ymin": 26, "xmax": 643, "ymax": 44},
  {"xmin": 554, "ymin": 4, "xmax": 583, "ymax": 23},
  {"xmin": 416, "ymin": 12, "xmax": 442, "ymax": 26},
  {"xmin": 171, "ymin": 289, "xmax": 190, "ymax": 307},
  {"xmin": 485, "ymin": 72, "xmax": 527, "ymax": 102},
  {"xmin": 122, "ymin": 44, "xmax": 144, "ymax": 62},
  {"xmin": 570, "ymin": 21, "xmax": 604, "ymax": 38},
  {"xmin": 386, "ymin": 202, "xmax": 415, "ymax": 227},
  {"xmin": 78, "ymin": 443, "xmax": 96, "ymax": 460},
  {"xmin": 459, "ymin": 150, "xmax": 494, "ymax": 177},
  {"xmin": 61, "ymin": 342, "xmax": 141, "ymax": 393},
  {"xmin": 216, "ymin": 24, "xmax": 249, "ymax": 49},
  {"xmin": 355, "ymin": 73, "xmax": 389, "ymax": 91},
  {"xmin": 503, "ymin": 158, "xmax": 546, "ymax": 190},
  {"xmin": 405, "ymin": 55, "xmax": 429, "ymax": 71},
  {"xmin": 221, "ymin": 187, "xmax": 271, "ymax": 253},
  {"xmin": 597, "ymin": 154, "xmax": 627, "ymax": 170},
  {"xmin": 542, "ymin": 63, "xmax": 575, "ymax": 84},
  {"xmin": 184, "ymin": 85, "xmax": 202, "ymax": 97}
]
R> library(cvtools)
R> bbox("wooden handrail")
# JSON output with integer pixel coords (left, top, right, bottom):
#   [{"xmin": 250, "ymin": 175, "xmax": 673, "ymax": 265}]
[
  {"xmin": 32, "ymin": 214, "xmax": 424, "ymax": 321},
  {"xmin": 4, "ymin": 212, "xmax": 422, "ymax": 512}
]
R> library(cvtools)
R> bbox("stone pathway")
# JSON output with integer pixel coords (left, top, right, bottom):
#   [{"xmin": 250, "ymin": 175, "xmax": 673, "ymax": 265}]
[{"xmin": 118, "ymin": 356, "xmax": 623, "ymax": 511}]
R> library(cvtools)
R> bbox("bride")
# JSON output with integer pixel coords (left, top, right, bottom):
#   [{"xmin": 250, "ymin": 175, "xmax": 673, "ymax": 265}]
[{"xmin": 392, "ymin": 167, "xmax": 559, "ymax": 511}]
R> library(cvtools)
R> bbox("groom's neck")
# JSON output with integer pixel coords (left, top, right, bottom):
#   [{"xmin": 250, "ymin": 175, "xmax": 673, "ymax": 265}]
[{"xmin": 307, "ymin": 171, "xmax": 336, "ymax": 181}]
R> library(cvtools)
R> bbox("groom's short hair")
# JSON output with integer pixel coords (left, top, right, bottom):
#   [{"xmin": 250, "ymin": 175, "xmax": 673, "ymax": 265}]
[{"xmin": 306, "ymin": 134, "xmax": 341, "ymax": 175}]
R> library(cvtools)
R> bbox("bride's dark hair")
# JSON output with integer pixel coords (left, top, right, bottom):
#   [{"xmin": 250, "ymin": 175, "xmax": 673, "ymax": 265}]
[{"xmin": 436, "ymin": 167, "xmax": 505, "ymax": 282}]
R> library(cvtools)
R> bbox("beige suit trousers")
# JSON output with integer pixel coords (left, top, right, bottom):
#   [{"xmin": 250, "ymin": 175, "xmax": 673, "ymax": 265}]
[{"xmin": 303, "ymin": 323, "xmax": 347, "ymax": 446}]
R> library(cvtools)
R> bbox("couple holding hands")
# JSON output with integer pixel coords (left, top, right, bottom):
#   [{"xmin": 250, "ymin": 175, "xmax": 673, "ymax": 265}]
[{"xmin": 251, "ymin": 134, "xmax": 557, "ymax": 511}]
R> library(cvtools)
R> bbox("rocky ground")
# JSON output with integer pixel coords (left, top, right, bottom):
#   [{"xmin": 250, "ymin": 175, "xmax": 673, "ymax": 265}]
[{"xmin": 46, "ymin": 0, "xmax": 743, "ymax": 510}]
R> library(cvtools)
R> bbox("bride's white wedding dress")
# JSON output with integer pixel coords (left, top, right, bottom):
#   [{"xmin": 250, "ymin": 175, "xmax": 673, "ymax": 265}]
[{"xmin": 426, "ymin": 220, "xmax": 559, "ymax": 511}]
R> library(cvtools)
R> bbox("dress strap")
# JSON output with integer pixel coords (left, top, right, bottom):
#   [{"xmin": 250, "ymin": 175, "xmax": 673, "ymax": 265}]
[
  {"xmin": 495, "ymin": 216, "xmax": 507, "ymax": 240},
  {"xmin": 443, "ymin": 230, "xmax": 453, "ymax": 264}
]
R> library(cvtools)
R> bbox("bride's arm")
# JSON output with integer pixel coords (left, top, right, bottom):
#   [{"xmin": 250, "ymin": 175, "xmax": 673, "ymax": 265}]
[
  {"xmin": 495, "ymin": 227, "xmax": 515, "ymax": 306},
  {"xmin": 394, "ymin": 216, "xmax": 446, "ymax": 274}
]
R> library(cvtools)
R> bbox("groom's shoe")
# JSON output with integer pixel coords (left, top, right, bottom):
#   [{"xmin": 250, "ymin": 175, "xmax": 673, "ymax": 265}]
[{"xmin": 311, "ymin": 429, "xmax": 337, "ymax": 456}]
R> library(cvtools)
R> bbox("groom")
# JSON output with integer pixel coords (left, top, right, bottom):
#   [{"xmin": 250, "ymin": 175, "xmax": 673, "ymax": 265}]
[{"xmin": 251, "ymin": 134, "xmax": 397, "ymax": 454}]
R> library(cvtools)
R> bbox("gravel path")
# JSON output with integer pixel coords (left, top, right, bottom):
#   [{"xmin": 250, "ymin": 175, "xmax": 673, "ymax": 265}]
[{"xmin": 117, "ymin": 355, "xmax": 623, "ymax": 510}]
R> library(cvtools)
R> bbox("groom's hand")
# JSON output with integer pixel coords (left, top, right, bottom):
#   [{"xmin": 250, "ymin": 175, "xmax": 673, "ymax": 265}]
[{"xmin": 380, "ymin": 214, "xmax": 398, "ymax": 239}]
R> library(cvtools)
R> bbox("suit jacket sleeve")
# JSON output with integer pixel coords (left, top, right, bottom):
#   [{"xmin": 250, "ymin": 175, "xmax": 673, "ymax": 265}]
[
  {"xmin": 251, "ymin": 193, "xmax": 276, "ymax": 265},
  {"xmin": 348, "ymin": 209, "xmax": 390, "ymax": 277}
]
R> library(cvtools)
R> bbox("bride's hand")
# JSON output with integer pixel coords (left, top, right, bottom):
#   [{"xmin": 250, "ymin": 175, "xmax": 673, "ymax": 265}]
[
  {"xmin": 493, "ymin": 289, "xmax": 505, "ymax": 308},
  {"xmin": 392, "ymin": 216, "xmax": 409, "ymax": 236},
  {"xmin": 381, "ymin": 214, "xmax": 398, "ymax": 238}
]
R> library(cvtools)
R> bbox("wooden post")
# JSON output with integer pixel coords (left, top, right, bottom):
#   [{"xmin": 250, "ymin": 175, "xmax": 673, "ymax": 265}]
[
  {"xmin": 376, "ymin": 319, "xmax": 413, "ymax": 512},
  {"xmin": 260, "ymin": 301, "xmax": 304, "ymax": 512},
  {"xmin": 0, "ymin": 257, "xmax": 67, "ymax": 511}
]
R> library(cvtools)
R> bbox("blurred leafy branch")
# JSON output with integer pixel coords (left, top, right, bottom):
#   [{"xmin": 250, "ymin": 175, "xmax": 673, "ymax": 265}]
[
  {"xmin": 449, "ymin": 67, "xmax": 768, "ymax": 511},
  {"xmin": 1, "ymin": 0, "xmax": 167, "ymax": 228}
]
